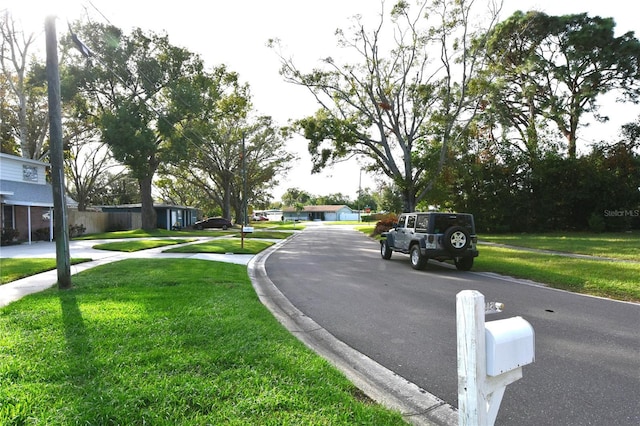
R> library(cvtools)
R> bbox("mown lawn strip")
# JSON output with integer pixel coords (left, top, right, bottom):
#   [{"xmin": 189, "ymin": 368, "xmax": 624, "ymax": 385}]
[
  {"xmin": 92, "ymin": 239, "xmax": 194, "ymax": 252},
  {"xmin": 164, "ymin": 239, "xmax": 274, "ymax": 255},
  {"xmin": 0, "ymin": 258, "xmax": 91, "ymax": 285},
  {"xmin": 476, "ymin": 246, "xmax": 640, "ymax": 302}
]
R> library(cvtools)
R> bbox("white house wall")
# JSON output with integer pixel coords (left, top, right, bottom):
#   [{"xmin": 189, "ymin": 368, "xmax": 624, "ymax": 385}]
[{"xmin": 0, "ymin": 153, "xmax": 48, "ymax": 184}]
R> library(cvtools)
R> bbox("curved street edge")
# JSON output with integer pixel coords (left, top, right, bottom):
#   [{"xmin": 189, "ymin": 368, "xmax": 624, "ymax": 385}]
[{"xmin": 247, "ymin": 233, "xmax": 458, "ymax": 426}]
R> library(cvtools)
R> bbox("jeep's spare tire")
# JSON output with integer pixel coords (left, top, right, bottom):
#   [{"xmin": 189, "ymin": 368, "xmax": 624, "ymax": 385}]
[{"xmin": 443, "ymin": 226, "xmax": 470, "ymax": 253}]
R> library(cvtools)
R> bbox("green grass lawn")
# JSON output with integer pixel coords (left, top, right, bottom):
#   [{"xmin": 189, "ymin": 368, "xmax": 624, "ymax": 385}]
[
  {"xmin": 75, "ymin": 229, "xmax": 237, "ymax": 240},
  {"xmin": 356, "ymin": 225, "xmax": 377, "ymax": 236},
  {"xmin": 480, "ymin": 232, "xmax": 639, "ymax": 261},
  {"xmin": 165, "ymin": 239, "xmax": 274, "ymax": 255},
  {"xmin": 0, "ymin": 236, "xmax": 277, "ymax": 285},
  {"xmin": 235, "ymin": 230, "xmax": 293, "ymax": 239},
  {"xmin": 0, "ymin": 258, "xmax": 91, "ymax": 285},
  {"xmin": 251, "ymin": 221, "xmax": 307, "ymax": 231},
  {"xmin": 475, "ymin": 246, "xmax": 640, "ymax": 302},
  {"xmin": 92, "ymin": 239, "xmax": 195, "ymax": 252},
  {"xmin": 0, "ymin": 259, "xmax": 406, "ymax": 425}
]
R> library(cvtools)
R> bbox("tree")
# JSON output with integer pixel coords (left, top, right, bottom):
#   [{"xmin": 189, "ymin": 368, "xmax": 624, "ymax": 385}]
[
  {"xmin": 315, "ymin": 193, "xmax": 351, "ymax": 206},
  {"xmin": 0, "ymin": 73, "xmax": 19, "ymax": 154},
  {"xmin": 353, "ymin": 187, "xmax": 378, "ymax": 212},
  {"xmin": 156, "ymin": 63, "xmax": 294, "ymax": 222},
  {"xmin": 0, "ymin": 11, "xmax": 49, "ymax": 159},
  {"xmin": 64, "ymin": 132, "xmax": 121, "ymax": 211},
  {"xmin": 230, "ymin": 117, "xmax": 295, "ymax": 222},
  {"xmin": 173, "ymin": 115, "xmax": 294, "ymax": 223},
  {"xmin": 68, "ymin": 23, "xmax": 207, "ymax": 230},
  {"xmin": 375, "ymin": 182, "xmax": 403, "ymax": 214},
  {"xmin": 155, "ymin": 175, "xmax": 206, "ymax": 211},
  {"xmin": 483, "ymin": 11, "xmax": 640, "ymax": 159},
  {"xmin": 281, "ymin": 187, "xmax": 312, "ymax": 207},
  {"xmin": 272, "ymin": 0, "xmax": 501, "ymax": 212},
  {"xmin": 85, "ymin": 172, "xmax": 140, "ymax": 206}
]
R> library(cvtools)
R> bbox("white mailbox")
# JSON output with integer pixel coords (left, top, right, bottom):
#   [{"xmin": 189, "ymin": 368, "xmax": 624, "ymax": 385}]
[{"xmin": 485, "ymin": 316, "xmax": 535, "ymax": 376}]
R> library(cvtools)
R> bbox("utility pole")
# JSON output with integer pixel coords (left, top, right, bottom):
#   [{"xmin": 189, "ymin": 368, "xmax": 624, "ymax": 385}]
[
  {"xmin": 242, "ymin": 133, "xmax": 248, "ymax": 228},
  {"xmin": 241, "ymin": 133, "xmax": 246, "ymax": 249},
  {"xmin": 357, "ymin": 168, "xmax": 362, "ymax": 222},
  {"xmin": 45, "ymin": 16, "xmax": 71, "ymax": 289}
]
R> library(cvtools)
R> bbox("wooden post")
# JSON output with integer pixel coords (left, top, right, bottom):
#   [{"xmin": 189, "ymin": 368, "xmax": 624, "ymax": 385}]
[
  {"xmin": 45, "ymin": 16, "xmax": 71, "ymax": 289},
  {"xmin": 457, "ymin": 290, "xmax": 487, "ymax": 425},
  {"xmin": 457, "ymin": 290, "xmax": 529, "ymax": 426}
]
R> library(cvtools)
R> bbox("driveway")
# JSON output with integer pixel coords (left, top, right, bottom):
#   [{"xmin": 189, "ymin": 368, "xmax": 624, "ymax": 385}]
[{"xmin": 262, "ymin": 224, "xmax": 640, "ymax": 425}]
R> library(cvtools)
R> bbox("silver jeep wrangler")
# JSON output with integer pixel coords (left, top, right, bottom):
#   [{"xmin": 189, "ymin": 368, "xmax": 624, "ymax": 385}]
[{"xmin": 380, "ymin": 212, "xmax": 479, "ymax": 270}]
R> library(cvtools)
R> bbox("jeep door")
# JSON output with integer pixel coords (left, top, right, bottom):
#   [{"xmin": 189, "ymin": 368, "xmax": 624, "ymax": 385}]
[
  {"xmin": 396, "ymin": 214, "xmax": 416, "ymax": 251},
  {"xmin": 393, "ymin": 215, "xmax": 409, "ymax": 250}
]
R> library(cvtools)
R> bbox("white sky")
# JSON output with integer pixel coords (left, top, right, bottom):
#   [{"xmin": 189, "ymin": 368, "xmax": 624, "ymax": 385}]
[{"xmin": 4, "ymin": 0, "xmax": 639, "ymax": 201}]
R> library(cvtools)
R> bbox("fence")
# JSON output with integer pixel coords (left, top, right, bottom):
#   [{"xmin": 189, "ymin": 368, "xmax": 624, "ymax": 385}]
[{"xmin": 67, "ymin": 210, "xmax": 141, "ymax": 234}]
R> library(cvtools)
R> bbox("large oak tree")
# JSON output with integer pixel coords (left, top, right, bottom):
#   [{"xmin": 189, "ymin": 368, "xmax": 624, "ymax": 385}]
[
  {"xmin": 68, "ymin": 23, "xmax": 208, "ymax": 230},
  {"xmin": 273, "ymin": 0, "xmax": 502, "ymax": 212}
]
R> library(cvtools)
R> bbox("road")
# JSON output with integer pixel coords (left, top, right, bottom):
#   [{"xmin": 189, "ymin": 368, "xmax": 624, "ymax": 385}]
[{"xmin": 264, "ymin": 224, "xmax": 640, "ymax": 425}]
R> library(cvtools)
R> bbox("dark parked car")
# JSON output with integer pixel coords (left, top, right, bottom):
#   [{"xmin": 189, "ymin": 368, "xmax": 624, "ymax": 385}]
[{"xmin": 193, "ymin": 217, "xmax": 233, "ymax": 230}]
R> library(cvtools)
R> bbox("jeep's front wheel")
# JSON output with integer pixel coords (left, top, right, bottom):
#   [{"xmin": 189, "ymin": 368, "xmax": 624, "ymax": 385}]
[
  {"xmin": 410, "ymin": 244, "xmax": 427, "ymax": 270},
  {"xmin": 443, "ymin": 226, "xmax": 470, "ymax": 254},
  {"xmin": 380, "ymin": 240, "xmax": 392, "ymax": 259}
]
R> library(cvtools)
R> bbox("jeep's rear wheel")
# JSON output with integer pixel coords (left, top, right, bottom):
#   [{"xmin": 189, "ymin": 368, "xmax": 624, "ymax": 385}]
[
  {"xmin": 380, "ymin": 240, "xmax": 392, "ymax": 259},
  {"xmin": 443, "ymin": 226, "xmax": 470, "ymax": 254},
  {"xmin": 454, "ymin": 257, "xmax": 473, "ymax": 271},
  {"xmin": 410, "ymin": 245, "xmax": 427, "ymax": 270}
]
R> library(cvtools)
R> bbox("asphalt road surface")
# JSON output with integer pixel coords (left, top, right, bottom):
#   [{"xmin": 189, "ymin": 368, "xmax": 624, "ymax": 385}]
[{"xmin": 265, "ymin": 224, "xmax": 640, "ymax": 425}]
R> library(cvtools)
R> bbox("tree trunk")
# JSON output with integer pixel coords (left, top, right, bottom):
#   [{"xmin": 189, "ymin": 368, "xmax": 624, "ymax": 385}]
[
  {"xmin": 222, "ymin": 179, "xmax": 232, "ymax": 221},
  {"xmin": 139, "ymin": 175, "xmax": 156, "ymax": 231},
  {"xmin": 402, "ymin": 188, "xmax": 416, "ymax": 213}
]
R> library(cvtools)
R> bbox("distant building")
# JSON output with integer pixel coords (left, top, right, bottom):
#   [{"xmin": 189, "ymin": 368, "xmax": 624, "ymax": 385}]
[
  {"xmin": 252, "ymin": 209, "xmax": 283, "ymax": 222},
  {"xmin": 100, "ymin": 204, "xmax": 199, "ymax": 230},
  {"xmin": 282, "ymin": 205, "xmax": 358, "ymax": 221}
]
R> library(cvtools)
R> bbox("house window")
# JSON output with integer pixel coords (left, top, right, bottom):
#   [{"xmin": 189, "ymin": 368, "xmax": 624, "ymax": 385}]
[
  {"xmin": 23, "ymin": 165, "xmax": 38, "ymax": 182},
  {"xmin": 2, "ymin": 205, "xmax": 14, "ymax": 228}
]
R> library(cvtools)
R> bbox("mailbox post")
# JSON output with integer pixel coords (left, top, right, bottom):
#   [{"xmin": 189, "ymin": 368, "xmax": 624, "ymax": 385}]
[
  {"xmin": 240, "ymin": 226, "xmax": 254, "ymax": 249},
  {"xmin": 456, "ymin": 290, "xmax": 535, "ymax": 425}
]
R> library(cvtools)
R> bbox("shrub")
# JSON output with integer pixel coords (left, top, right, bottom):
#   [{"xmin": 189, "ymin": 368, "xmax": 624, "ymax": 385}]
[
  {"xmin": 69, "ymin": 224, "xmax": 86, "ymax": 238},
  {"xmin": 362, "ymin": 213, "xmax": 387, "ymax": 223},
  {"xmin": 34, "ymin": 227, "xmax": 50, "ymax": 241},
  {"xmin": 588, "ymin": 212, "xmax": 606, "ymax": 233},
  {"xmin": 372, "ymin": 213, "xmax": 398, "ymax": 236},
  {"xmin": 1, "ymin": 228, "xmax": 19, "ymax": 245}
]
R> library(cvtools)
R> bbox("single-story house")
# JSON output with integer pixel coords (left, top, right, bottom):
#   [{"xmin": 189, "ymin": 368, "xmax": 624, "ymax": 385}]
[
  {"xmin": 100, "ymin": 203, "xmax": 199, "ymax": 230},
  {"xmin": 282, "ymin": 205, "xmax": 358, "ymax": 222}
]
